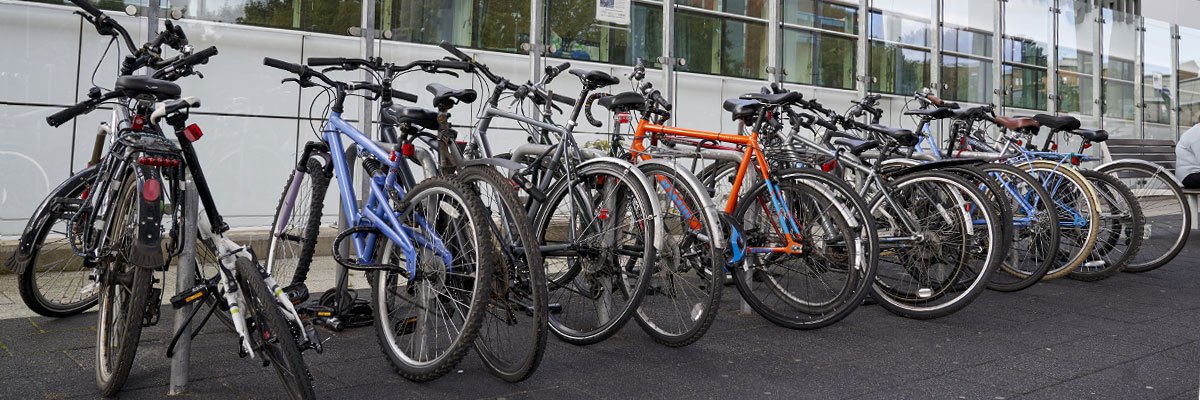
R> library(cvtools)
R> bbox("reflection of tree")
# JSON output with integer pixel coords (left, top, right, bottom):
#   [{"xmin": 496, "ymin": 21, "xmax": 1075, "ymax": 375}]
[
  {"xmin": 870, "ymin": 43, "xmax": 928, "ymax": 95},
  {"xmin": 474, "ymin": 1, "xmax": 528, "ymax": 52},
  {"xmin": 234, "ymin": 0, "xmax": 361, "ymax": 34}
]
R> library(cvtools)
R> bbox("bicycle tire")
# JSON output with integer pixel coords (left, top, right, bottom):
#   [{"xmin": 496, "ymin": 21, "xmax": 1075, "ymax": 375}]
[
  {"xmin": 731, "ymin": 173, "xmax": 872, "ymax": 329},
  {"xmin": 15, "ymin": 166, "xmax": 100, "ymax": 317},
  {"xmin": 265, "ymin": 157, "xmax": 331, "ymax": 290},
  {"xmin": 1070, "ymin": 170, "xmax": 1144, "ymax": 281},
  {"xmin": 632, "ymin": 162, "xmax": 723, "ymax": 346},
  {"xmin": 1016, "ymin": 160, "xmax": 1101, "ymax": 280},
  {"xmin": 868, "ymin": 170, "xmax": 998, "ymax": 319},
  {"xmin": 455, "ymin": 166, "xmax": 549, "ymax": 382},
  {"xmin": 534, "ymin": 161, "xmax": 657, "ymax": 345},
  {"xmin": 234, "ymin": 257, "xmax": 316, "ymax": 399},
  {"xmin": 95, "ymin": 174, "xmax": 154, "ymax": 397},
  {"xmin": 1095, "ymin": 163, "xmax": 1191, "ymax": 272},
  {"xmin": 977, "ymin": 163, "xmax": 1059, "ymax": 292},
  {"xmin": 372, "ymin": 177, "xmax": 496, "ymax": 382},
  {"xmin": 942, "ymin": 165, "xmax": 1012, "ymax": 293}
]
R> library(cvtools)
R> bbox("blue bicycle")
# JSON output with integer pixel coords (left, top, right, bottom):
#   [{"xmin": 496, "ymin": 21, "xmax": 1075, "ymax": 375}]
[{"xmin": 262, "ymin": 57, "xmax": 499, "ymax": 381}]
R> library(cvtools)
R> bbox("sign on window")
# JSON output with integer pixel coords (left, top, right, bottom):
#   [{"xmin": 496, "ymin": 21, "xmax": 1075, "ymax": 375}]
[{"xmin": 596, "ymin": 0, "xmax": 631, "ymax": 25}]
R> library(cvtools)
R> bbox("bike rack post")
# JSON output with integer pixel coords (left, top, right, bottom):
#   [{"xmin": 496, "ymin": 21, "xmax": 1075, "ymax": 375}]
[{"xmin": 168, "ymin": 180, "xmax": 199, "ymax": 395}]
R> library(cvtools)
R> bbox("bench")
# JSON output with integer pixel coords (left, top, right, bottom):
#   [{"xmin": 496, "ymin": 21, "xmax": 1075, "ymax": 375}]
[{"xmin": 1098, "ymin": 138, "xmax": 1200, "ymax": 229}]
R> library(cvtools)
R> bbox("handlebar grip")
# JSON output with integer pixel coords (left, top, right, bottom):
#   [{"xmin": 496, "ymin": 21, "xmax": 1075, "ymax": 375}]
[
  {"xmin": 307, "ymin": 57, "xmax": 348, "ymax": 67},
  {"xmin": 552, "ymin": 93, "xmax": 576, "ymax": 107},
  {"xmin": 650, "ymin": 91, "xmax": 672, "ymax": 111},
  {"xmin": 435, "ymin": 60, "xmax": 472, "ymax": 70},
  {"xmin": 179, "ymin": 46, "xmax": 218, "ymax": 67},
  {"xmin": 391, "ymin": 89, "xmax": 418, "ymax": 103},
  {"xmin": 47, "ymin": 99, "xmax": 97, "ymax": 128},
  {"xmin": 263, "ymin": 57, "xmax": 306, "ymax": 75},
  {"xmin": 68, "ymin": 0, "xmax": 105, "ymax": 17},
  {"xmin": 550, "ymin": 62, "xmax": 571, "ymax": 75},
  {"xmin": 439, "ymin": 41, "xmax": 471, "ymax": 62}
]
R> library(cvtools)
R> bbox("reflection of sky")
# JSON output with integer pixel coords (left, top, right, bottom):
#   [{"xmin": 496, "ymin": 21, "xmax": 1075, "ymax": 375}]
[
  {"xmin": 872, "ymin": 0, "xmax": 931, "ymax": 20},
  {"xmin": 1004, "ymin": 0, "xmax": 1049, "ymax": 43},
  {"xmin": 942, "ymin": 0, "xmax": 992, "ymax": 31}
]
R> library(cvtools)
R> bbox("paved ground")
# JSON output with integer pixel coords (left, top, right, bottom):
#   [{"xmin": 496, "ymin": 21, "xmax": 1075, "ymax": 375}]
[{"xmin": 0, "ymin": 240, "xmax": 1196, "ymax": 399}]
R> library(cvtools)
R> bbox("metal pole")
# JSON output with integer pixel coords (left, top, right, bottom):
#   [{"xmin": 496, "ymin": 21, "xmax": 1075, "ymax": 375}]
[
  {"xmin": 146, "ymin": 0, "xmax": 159, "ymax": 43},
  {"xmin": 1094, "ymin": 6, "xmax": 1104, "ymax": 125},
  {"xmin": 663, "ymin": 0, "xmax": 677, "ymax": 103},
  {"xmin": 930, "ymin": 0, "xmax": 942, "ymax": 96},
  {"xmin": 530, "ymin": 0, "xmax": 545, "ymax": 82},
  {"xmin": 1134, "ymin": 15, "xmax": 1145, "ymax": 138},
  {"xmin": 168, "ymin": 180, "xmax": 199, "ymax": 395},
  {"xmin": 767, "ymin": 0, "xmax": 782, "ymax": 83},
  {"xmin": 1048, "ymin": 0, "xmax": 1060, "ymax": 114},
  {"xmin": 857, "ymin": 0, "xmax": 869, "ymax": 99},
  {"xmin": 993, "ymin": 0, "xmax": 1005, "ymax": 109},
  {"xmin": 1172, "ymin": 24, "xmax": 1181, "ymax": 139}
]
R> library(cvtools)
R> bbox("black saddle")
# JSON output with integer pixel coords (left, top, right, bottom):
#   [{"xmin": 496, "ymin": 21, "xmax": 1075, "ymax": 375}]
[
  {"xmin": 739, "ymin": 91, "xmax": 803, "ymax": 105},
  {"xmin": 866, "ymin": 124, "xmax": 918, "ymax": 146},
  {"xmin": 1033, "ymin": 114, "xmax": 1082, "ymax": 131},
  {"xmin": 903, "ymin": 107, "xmax": 957, "ymax": 120},
  {"xmin": 570, "ymin": 69, "xmax": 620, "ymax": 88},
  {"xmin": 426, "ymin": 83, "xmax": 477, "ymax": 109},
  {"xmin": 722, "ymin": 98, "xmax": 762, "ymax": 121},
  {"xmin": 380, "ymin": 105, "xmax": 439, "ymax": 130},
  {"xmin": 830, "ymin": 137, "xmax": 880, "ymax": 156},
  {"xmin": 115, "ymin": 76, "xmax": 181, "ymax": 100},
  {"xmin": 1070, "ymin": 128, "xmax": 1109, "ymax": 143},
  {"xmin": 598, "ymin": 92, "xmax": 645, "ymax": 111}
]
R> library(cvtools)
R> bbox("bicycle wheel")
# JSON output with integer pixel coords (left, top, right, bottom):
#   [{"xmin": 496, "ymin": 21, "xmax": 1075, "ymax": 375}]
[
  {"xmin": 632, "ymin": 163, "xmax": 723, "ymax": 346},
  {"xmin": 732, "ymin": 173, "xmax": 871, "ymax": 329},
  {"xmin": 1096, "ymin": 163, "xmax": 1191, "ymax": 272},
  {"xmin": 1016, "ymin": 160, "xmax": 1101, "ymax": 280},
  {"xmin": 942, "ymin": 165, "xmax": 1011, "ymax": 294},
  {"xmin": 455, "ymin": 166, "xmax": 548, "ymax": 382},
  {"xmin": 95, "ymin": 173, "xmax": 154, "ymax": 397},
  {"xmin": 14, "ymin": 166, "xmax": 100, "ymax": 317},
  {"xmin": 534, "ymin": 161, "xmax": 657, "ymax": 345},
  {"xmin": 234, "ymin": 257, "xmax": 315, "ymax": 399},
  {"xmin": 869, "ymin": 170, "xmax": 997, "ymax": 319},
  {"xmin": 977, "ymin": 163, "xmax": 1059, "ymax": 292},
  {"xmin": 1070, "ymin": 170, "xmax": 1144, "ymax": 281},
  {"xmin": 265, "ymin": 157, "xmax": 332, "ymax": 293},
  {"xmin": 373, "ymin": 177, "xmax": 496, "ymax": 382}
]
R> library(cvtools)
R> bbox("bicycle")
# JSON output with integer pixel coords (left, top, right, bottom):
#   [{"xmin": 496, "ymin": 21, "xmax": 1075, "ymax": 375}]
[{"xmin": 262, "ymin": 56, "xmax": 500, "ymax": 382}]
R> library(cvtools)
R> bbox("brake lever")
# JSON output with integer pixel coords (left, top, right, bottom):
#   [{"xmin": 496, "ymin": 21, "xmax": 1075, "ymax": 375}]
[{"xmin": 282, "ymin": 77, "xmax": 318, "ymax": 88}]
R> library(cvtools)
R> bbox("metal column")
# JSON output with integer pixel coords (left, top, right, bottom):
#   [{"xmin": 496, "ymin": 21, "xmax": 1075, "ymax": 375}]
[
  {"xmin": 857, "ymin": 0, "xmax": 870, "ymax": 98},
  {"xmin": 1048, "ymin": 0, "xmax": 1061, "ymax": 114},
  {"xmin": 1172, "ymin": 24, "xmax": 1181, "ymax": 139},
  {"xmin": 767, "ymin": 0, "xmax": 783, "ymax": 84},
  {"xmin": 1093, "ymin": 6, "xmax": 1104, "ymax": 125},
  {"xmin": 930, "ymin": 0, "xmax": 942, "ymax": 96},
  {"xmin": 1134, "ymin": 16, "xmax": 1145, "ymax": 138},
  {"xmin": 662, "ymin": 0, "xmax": 677, "ymax": 103},
  {"xmin": 993, "ymin": 0, "xmax": 1005, "ymax": 109},
  {"xmin": 529, "ymin": 0, "xmax": 545, "ymax": 82},
  {"xmin": 168, "ymin": 180, "xmax": 199, "ymax": 395}
]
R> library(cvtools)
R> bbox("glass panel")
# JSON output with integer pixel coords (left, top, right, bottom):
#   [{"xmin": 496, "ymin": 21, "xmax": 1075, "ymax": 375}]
[
  {"xmin": 782, "ymin": 0, "xmax": 858, "ymax": 34},
  {"xmin": 473, "ymin": 1, "xmax": 531, "ymax": 53},
  {"xmin": 1057, "ymin": 0, "xmax": 1095, "ymax": 74},
  {"xmin": 677, "ymin": 0, "xmax": 767, "ymax": 18},
  {"xmin": 1103, "ymin": 80, "xmax": 1137, "ymax": 137},
  {"xmin": 867, "ymin": 11, "xmax": 929, "ymax": 47},
  {"xmin": 1101, "ymin": 8, "xmax": 1136, "ymax": 81},
  {"xmin": 782, "ymin": 29, "xmax": 856, "ymax": 90},
  {"xmin": 676, "ymin": 12, "xmax": 767, "ymax": 79},
  {"xmin": 379, "ymin": 0, "xmax": 470, "ymax": 46},
  {"xmin": 1002, "ymin": 0, "xmax": 1050, "ymax": 67},
  {"xmin": 544, "ymin": 2, "xmax": 662, "ymax": 66},
  {"xmin": 1058, "ymin": 71, "xmax": 1094, "ymax": 115},
  {"xmin": 941, "ymin": 0, "xmax": 993, "ymax": 57},
  {"xmin": 941, "ymin": 55, "xmax": 992, "ymax": 104},
  {"xmin": 676, "ymin": 11, "xmax": 722, "ymax": 75},
  {"xmin": 869, "ymin": 41, "xmax": 929, "ymax": 95},
  {"xmin": 1180, "ymin": 26, "xmax": 1200, "ymax": 137},
  {"xmin": 1143, "ymin": 18, "xmax": 1174, "ymax": 140},
  {"xmin": 172, "ymin": 0, "xmax": 362, "ymax": 35},
  {"xmin": 1003, "ymin": 64, "xmax": 1047, "ymax": 110},
  {"xmin": 721, "ymin": 19, "xmax": 768, "ymax": 79}
]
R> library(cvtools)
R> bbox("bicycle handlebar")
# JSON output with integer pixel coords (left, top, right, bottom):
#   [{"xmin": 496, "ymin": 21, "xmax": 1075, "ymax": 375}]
[
  {"xmin": 439, "ymin": 41, "xmax": 472, "ymax": 62},
  {"xmin": 46, "ymin": 90, "xmax": 122, "ymax": 128}
]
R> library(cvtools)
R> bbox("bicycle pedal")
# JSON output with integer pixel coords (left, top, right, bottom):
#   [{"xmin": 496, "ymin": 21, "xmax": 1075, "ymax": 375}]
[
  {"xmin": 548, "ymin": 302, "xmax": 563, "ymax": 314},
  {"xmin": 283, "ymin": 282, "xmax": 310, "ymax": 305},
  {"xmin": 169, "ymin": 285, "xmax": 210, "ymax": 309}
]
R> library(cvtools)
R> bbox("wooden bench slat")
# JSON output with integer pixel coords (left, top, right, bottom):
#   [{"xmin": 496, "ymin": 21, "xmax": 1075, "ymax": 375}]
[
  {"xmin": 1107, "ymin": 146, "xmax": 1176, "ymax": 154},
  {"xmin": 1105, "ymin": 139, "xmax": 1177, "ymax": 146},
  {"xmin": 1112, "ymin": 154, "xmax": 1177, "ymax": 162}
]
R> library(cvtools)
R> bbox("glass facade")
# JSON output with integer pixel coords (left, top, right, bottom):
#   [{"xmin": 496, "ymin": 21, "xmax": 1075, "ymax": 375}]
[{"xmin": 14, "ymin": 0, "xmax": 1200, "ymax": 140}]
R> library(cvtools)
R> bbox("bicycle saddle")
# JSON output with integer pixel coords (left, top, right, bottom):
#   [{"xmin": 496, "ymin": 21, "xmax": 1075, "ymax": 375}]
[
  {"xmin": 1070, "ymin": 128, "xmax": 1109, "ymax": 143},
  {"xmin": 380, "ymin": 104, "xmax": 439, "ymax": 130},
  {"xmin": 115, "ymin": 75, "xmax": 181, "ymax": 100},
  {"xmin": 903, "ymin": 107, "xmax": 957, "ymax": 120},
  {"xmin": 598, "ymin": 91, "xmax": 645, "ymax": 111},
  {"xmin": 426, "ymin": 83, "xmax": 477, "ymax": 109},
  {"xmin": 722, "ymin": 98, "xmax": 762, "ymax": 121},
  {"xmin": 739, "ymin": 91, "xmax": 802, "ymax": 105},
  {"xmin": 1032, "ymin": 114, "xmax": 1081, "ymax": 131},
  {"xmin": 569, "ymin": 69, "xmax": 620, "ymax": 88},
  {"xmin": 866, "ymin": 124, "xmax": 918, "ymax": 146},
  {"xmin": 830, "ymin": 136, "xmax": 880, "ymax": 156},
  {"xmin": 994, "ymin": 116, "xmax": 1040, "ymax": 132}
]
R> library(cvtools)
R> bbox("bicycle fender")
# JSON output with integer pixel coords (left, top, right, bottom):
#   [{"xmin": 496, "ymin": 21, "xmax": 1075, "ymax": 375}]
[
  {"xmin": 128, "ymin": 165, "xmax": 167, "ymax": 269},
  {"xmin": 637, "ymin": 158, "xmax": 726, "ymax": 249},
  {"xmin": 1095, "ymin": 159, "xmax": 1179, "ymax": 183},
  {"xmin": 578, "ymin": 157, "xmax": 665, "ymax": 251},
  {"xmin": 885, "ymin": 157, "xmax": 986, "ymax": 178},
  {"xmin": 460, "ymin": 157, "xmax": 529, "ymax": 174},
  {"xmin": 5, "ymin": 165, "xmax": 99, "ymax": 273}
]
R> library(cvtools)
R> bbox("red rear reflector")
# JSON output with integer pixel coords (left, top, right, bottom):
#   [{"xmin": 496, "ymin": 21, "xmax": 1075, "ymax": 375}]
[
  {"xmin": 132, "ymin": 115, "xmax": 146, "ymax": 131},
  {"xmin": 401, "ymin": 143, "xmax": 414, "ymax": 157},
  {"xmin": 598, "ymin": 208, "xmax": 610, "ymax": 220},
  {"xmin": 617, "ymin": 112, "xmax": 631, "ymax": 123},
  {"xmin": 183, "ymin": 124, "xmax": 203, "ymax": 142},
  {"xmin": 80, "ymin": 188, "xmax": 90, "ymax": 200},
  {"xmin": 1050, "ymin": 143, "xmax": 1058, "ymax": 151},
  {"xmin": 142, "ymin": 179, "xmax": 160, "ymax": 202},
  {"xmin": 1082, "ymin": 142, "xmax": 1092, "ymax": 149},
  {"xmin": 821, "ymin": 159, "xmax": 838, "ymax": 172},
  {"xmin": 1016, "ymin": 140, "xmax": 1022, "ymax": 145},
  {"xmin": 1071, "ymin": 155, "xmax": 1081, "ymax": 166}
]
